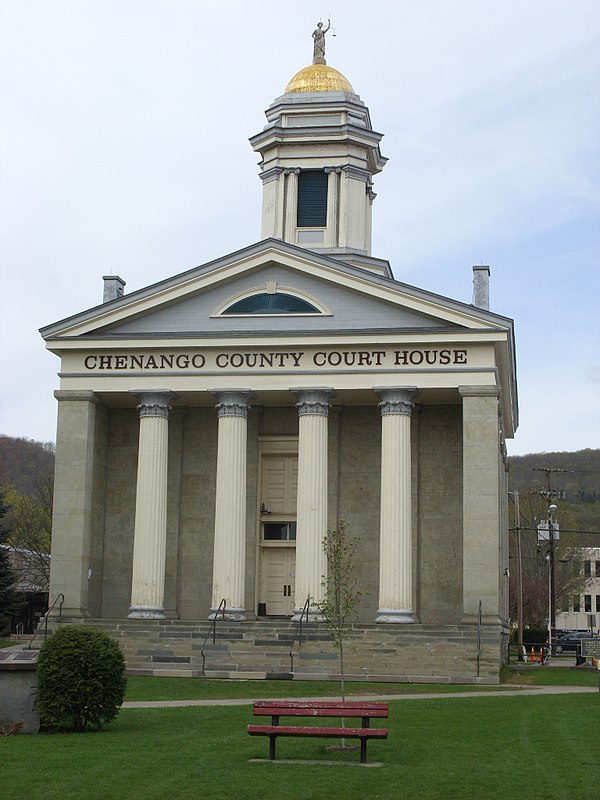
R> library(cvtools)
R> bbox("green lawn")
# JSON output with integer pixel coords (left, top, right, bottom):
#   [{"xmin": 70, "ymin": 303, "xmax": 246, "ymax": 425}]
[
  {"xmin": 2, "ymin": 694, "xmax": 598, "ymax": 799},
  {"xmin": 502, "ymin": 665, "xmax": 599, "ymax": 687},
  {"xmin": 124, "ymin": 676, "xmax": 516, "ymax": 702},
  {"xmin": 123, "ymin": 666, "xmax": 599, "ymax": 702}
]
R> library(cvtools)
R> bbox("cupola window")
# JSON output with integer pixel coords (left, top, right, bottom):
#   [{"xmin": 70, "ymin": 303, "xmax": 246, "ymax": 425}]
[{"xmin": 297, "ymin": 170, "xmax": 327, "ymax": 227}]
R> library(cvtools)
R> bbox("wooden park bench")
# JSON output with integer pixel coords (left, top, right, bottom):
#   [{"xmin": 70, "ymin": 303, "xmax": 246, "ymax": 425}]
[{"xmin": 247, "ymin": 700, "xmax": 389, "ymax": 764}]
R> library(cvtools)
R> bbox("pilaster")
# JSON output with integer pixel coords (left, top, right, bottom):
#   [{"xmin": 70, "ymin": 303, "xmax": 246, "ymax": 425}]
[
  {"xmin": 50, "ymin": 390, "xmax": 102, "ymax": 617},
  {"xmin": 459, "ymin": 385, "xmax": 502, "ymax": 624}
]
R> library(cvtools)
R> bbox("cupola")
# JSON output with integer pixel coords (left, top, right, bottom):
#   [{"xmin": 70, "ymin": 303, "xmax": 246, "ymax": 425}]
[{"xmin": 249, "ymin": 22, "xmax": 387, "ymax": 273}]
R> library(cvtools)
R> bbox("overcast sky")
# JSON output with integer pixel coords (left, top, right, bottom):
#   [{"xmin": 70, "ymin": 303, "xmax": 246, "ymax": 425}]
[{"xmin": 1, "ymin": 0, "xmax": 599, "ymax": 456}]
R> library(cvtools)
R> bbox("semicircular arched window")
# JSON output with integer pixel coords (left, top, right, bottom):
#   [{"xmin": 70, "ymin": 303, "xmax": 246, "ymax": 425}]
[{"xmin": 223, "ymin": 292, "xmax": 320, "ymax": 315}]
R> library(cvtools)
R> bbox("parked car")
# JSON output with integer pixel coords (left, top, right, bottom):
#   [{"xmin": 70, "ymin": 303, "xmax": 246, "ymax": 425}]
[{"xmin": 554, "ymin": 632, "xmax": 600, "ymax": 653}]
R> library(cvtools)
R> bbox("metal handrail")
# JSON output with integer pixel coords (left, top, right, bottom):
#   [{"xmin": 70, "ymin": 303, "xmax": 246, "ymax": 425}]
[
  {"xmin": 289, "ymin": 595, "xmax": 311, "ymax": 674},
  {"xmin": 200, "ymin": 598, "xmax": 227, "ymax": 674},
  {"xmin": 27, "ymin": 593, "xmax": 64, "ymax": 650}
]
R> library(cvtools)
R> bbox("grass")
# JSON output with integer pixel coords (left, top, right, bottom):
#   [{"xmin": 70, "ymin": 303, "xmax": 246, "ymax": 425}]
[
  {"xmin": 2, "ymin": 694, "xmax": 598, "ymax": 799},
  {"xmin": 0, "ymin": 639, "xmax": 14, "ymax": 648},
  {"xmin": 123, "ymin": 664, "xmax": 599, "ymax": 702},
  {"xmin": 123, "ymin": 677, "xmax": 516, "ymax": 702},
  {"xmin": 502, "ymin": 665, "xmax": 599, "ymax": 687}
]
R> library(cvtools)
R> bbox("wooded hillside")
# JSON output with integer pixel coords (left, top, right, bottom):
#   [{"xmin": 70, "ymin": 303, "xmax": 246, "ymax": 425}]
[
  {"xmin": 507, "ymin": 448, "xmax": 600, "ymax": 535},
  {"xmin": 0, "ymin": 435, "xmax": 55, "ymax": 496}
]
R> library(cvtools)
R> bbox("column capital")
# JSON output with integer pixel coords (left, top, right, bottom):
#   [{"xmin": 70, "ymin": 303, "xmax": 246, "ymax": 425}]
[
  {"xmin": 375, "ymin": 387, "xmax": 417, "ymax": 416},
  {"xmin": 341, "ymin": 164, "xmax": 371, "ymax": 182},
  {"xmin": 324, "ymin": 166, "xmax": 342, "ymax": 174},
  {"xmin": 283, "ymin": 167, "xmax": 301, "ymax": 176},
  {"xmin": 210, "ymin": 390, "xmax": 253, "ymax": 418},
  {"xmin": 130, "ymin": 390, "xmax": 177, "ymax": 418},
  {"xmin": 259, "ymin": 166, "xmax": 285, "ymax": 184},
  {"xmin": 292, "ymin": 388, "xmax": 334, "ymax": 416}
]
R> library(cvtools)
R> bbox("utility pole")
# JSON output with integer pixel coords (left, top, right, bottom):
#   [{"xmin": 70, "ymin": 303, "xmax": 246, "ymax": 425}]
[
  {"xmin": 509, "ymin": 491, "xmax": 525, "ymax": 659},
  {"xmin": 533, "ymin": 468, "xmax": 564, "ymax": 646},
  {"xmin": 548, "ymin": 502, "xmax": 558, "ymax": 642}
]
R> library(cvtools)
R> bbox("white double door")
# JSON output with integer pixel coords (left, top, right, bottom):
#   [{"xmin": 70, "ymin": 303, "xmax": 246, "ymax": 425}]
[
  {"xmin": 260, "ymin": 546, "xmax": 296, "ymax": 616},
  {"xmin": 258, "ymin": 444, "xmax": 298, "ymax": 616}
]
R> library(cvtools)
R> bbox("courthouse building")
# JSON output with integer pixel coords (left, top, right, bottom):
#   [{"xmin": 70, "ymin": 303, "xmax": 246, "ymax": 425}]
[{"xmin": 41, "ymin": 39, "xmax": 518, "ymax": 680}]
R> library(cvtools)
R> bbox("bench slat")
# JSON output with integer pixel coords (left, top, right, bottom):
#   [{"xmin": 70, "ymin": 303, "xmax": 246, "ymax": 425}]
[
  {"xmin": 252, "ymin": 702, "xmax": 388, "ymax": 719},
  {"xmin": 248, "ymin": 724, "xmax": 388, "ymax": 739}
]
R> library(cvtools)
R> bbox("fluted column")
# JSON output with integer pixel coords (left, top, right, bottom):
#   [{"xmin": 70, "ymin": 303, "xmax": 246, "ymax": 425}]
[
  {"xmin": 209, "ymin": 390, "xmax": 252, "ymax": 621},
  {"xmin": 375, "ymin": 387, "xmax": 417, "ymax": 623},
  {"xmin": 129, "ymin": 391, "xmax": 176, "ymax": 619},
  {"xmin": 325, "ymin": 166, "xmax": 341, "ymax": 247},
  {"xmin": 292, "ymin": 388, "xmax": 334, "ymax": 620},
  {"xmin": 284, "ymin": 168, "xmax": 300, "ymax": 243}
]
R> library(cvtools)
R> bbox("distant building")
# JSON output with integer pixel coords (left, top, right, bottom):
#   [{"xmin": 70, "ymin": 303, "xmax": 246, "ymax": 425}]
[
  {"xmin": 557, "ymin": 548, "xmax": 600, "ymax": 632},
  {"xmin": 1, "ymin": 545, "xmax": 49, "ymax": 634},
  {"xmin": 40, "ymin": 35, "xmax": 518, "ymax": 680}
]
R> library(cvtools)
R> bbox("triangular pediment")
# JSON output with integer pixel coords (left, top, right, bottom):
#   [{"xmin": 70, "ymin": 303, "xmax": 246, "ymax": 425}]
[{"xmin": 41, "ymin": 239, "xmax": 512, "ymax": 342}]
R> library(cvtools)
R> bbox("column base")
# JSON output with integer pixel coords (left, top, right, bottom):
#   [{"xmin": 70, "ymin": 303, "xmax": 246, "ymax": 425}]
[
  {"xmin": 128, "ymin": 605, "xmax": 166, "ymax": 620},
  {"xmin": 292, "ymin": 607, "xmax": 325, "ymax": 623},
  {"xmin": 376, "ymin": 609, "xmax": 416, "ymax": 624},
  {"xmin": 209, "ymin": 607, "xmax": 246, "ymax": 622},
  {"xmin": 461, "ymin": 613, "xmax": 501, "ymax": 625}
]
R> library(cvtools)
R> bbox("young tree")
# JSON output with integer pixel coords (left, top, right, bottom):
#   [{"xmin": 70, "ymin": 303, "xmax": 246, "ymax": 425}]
[
  {"xmin": 4, "ymin": 476, "xmax": 52, "ymax": 588},
  {"xmin": 0, "ymin": 489, "xmax": 21, "ymax": 636},
  {"xmin": 316, "ymin": 520, "xmax": 363, "ymax": 703}
]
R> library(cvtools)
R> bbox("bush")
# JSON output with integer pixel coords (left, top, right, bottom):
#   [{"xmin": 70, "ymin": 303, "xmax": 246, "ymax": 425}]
[{"xmin": 37, "ymin": 625, "xmax": 126, "ymax": 732}]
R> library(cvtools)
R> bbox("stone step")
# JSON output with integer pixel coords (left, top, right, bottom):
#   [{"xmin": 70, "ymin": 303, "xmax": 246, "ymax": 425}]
[{"xmin": 52, "ymin": 618, "xmax": 502, "ymax": 683}]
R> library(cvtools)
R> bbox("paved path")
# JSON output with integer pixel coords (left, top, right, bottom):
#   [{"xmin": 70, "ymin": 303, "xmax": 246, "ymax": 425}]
[{"xmin": 122, "ymin": 685, "xmax": 598, "ymax": 708}]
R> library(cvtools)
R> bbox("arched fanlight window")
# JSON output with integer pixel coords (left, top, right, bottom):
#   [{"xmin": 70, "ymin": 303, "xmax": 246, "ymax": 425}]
[{"xmin": 222, "ymin": 292, "xmax": 320, "ymax": 315}]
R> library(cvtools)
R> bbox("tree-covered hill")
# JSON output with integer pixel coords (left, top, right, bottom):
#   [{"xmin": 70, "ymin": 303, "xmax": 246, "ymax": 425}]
[
  {"xmin": 507, "ymin": 449, "xmax": 600, "ymax": 534},
  {"xmin": 0, "ymin": 435, "xmax": 54, "ymax": 496}
]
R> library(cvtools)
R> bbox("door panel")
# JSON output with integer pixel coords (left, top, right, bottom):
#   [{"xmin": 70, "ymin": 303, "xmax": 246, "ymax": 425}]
[{"xmin": 259, "ymin": 548, "xmax": 296, "ymax": 616}]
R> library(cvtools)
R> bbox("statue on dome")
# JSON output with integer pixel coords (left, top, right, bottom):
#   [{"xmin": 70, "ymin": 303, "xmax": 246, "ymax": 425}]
[{"xmin": 312, "ymin": 19, "xmax": 331, "ymax": 65}]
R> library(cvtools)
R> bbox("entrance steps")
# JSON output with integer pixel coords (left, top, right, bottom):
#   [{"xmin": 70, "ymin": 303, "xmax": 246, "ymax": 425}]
[{"xmin": 47, "ymin": 618, "xmax": 503, "ymax": 683}]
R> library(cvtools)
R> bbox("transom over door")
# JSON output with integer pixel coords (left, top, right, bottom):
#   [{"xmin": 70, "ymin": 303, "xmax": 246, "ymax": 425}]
[{"xmin": 260, "ymin": 454, "xmax": 298, "ymax": 515}]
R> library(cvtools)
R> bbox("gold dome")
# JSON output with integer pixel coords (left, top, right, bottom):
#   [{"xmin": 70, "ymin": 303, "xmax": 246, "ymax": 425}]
[{"xmin": 285, "ymin": 63, "xmax": 354, "ymax": 94}]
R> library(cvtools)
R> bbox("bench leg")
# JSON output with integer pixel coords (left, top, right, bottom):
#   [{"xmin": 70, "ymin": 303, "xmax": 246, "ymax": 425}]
[
  {"xmin": 360, "ymin": 739, "xmax": 367, "ymax": 764},
  {"xmin": 269, "ymin": 735, "xmax": 276, "ymax": 760}
]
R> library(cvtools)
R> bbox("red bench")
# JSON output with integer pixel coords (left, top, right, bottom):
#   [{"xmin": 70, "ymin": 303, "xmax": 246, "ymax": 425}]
[{"xmin": 248, "ymin": 700, "xmax": 389, "ymax": 764}]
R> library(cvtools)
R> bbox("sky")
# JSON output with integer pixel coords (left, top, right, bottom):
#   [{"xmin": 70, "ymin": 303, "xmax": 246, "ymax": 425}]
[{"xmin": 1, "ymin": 0, "xmax": 599, "ymax": 456}]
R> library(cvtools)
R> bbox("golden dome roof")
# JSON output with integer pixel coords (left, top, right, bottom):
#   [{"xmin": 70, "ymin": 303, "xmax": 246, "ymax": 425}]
[{"xmin": 285, "ymin": 63, "xmax": 354, "ymax": 94}]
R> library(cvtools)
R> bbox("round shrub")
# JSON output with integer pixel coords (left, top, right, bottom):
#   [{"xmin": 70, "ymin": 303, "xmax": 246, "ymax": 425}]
[{"xmin": 37, "ymin": 625, "xmax": 126, "ymax": 732}]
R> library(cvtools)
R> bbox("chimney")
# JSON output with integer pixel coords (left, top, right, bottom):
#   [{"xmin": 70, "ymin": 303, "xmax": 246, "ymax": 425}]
[
  {"xmin": 472, "ymin": 266, "xmax": 490, "ymax": 310},
  {"xmin": 103, "ymin": 275, "xmax": 126, "ymax": 303}
]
